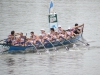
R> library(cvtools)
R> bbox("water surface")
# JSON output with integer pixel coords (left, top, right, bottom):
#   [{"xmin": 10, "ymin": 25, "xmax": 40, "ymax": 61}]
[{"xmin": 0, "ymin": 0, "xmax": 100, "ymax": 75}]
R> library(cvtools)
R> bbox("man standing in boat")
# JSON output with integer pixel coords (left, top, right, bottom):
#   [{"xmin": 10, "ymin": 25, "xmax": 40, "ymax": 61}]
[{"xmin": 73, "ymin": 23, "xmax": 84, "ymax": 35}]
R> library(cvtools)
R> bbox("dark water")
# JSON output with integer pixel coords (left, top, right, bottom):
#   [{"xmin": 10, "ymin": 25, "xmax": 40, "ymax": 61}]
[{"xmin": 0, "ymin": 0, "xmax": 100, "ymax": 75}]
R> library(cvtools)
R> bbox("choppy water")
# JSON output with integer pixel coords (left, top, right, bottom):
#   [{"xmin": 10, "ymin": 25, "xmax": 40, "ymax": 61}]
[{"xmin": 0, "ymin": 0, "xmax": 100, "ymax": 75}]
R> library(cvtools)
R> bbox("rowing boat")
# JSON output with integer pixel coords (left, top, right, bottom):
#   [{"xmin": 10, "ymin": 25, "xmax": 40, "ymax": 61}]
[
  {"xmin": 0, "ymin": 33, "xmax": 81, "ymax": 53},
  {"xmin": 0, "ymin": 1, "xmax": 84, "ymax": 53}
]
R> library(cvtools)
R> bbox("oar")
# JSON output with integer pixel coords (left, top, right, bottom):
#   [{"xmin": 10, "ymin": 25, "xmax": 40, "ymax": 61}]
[
  {"xmin": 81, "ymin": 24, "xmax": 84, "ymax": 37},
  {"xmin": 0, "ymin": 40, "xmax": 3, "ymax": 42},
  {"xmin": 46, "ymin": 39, "xmax": 57, "ymax": 50},
  {"xmin": 57, "ymin": 39, "xmax": 69, "ymax": 50},
  {"xmin": 62, "ymin": 37, "xmax": 77, "ymax": 48},
  {"xmin": 39, "ymin": 40, "xmax": 48, "ymax": 51},
  {"xmin": 30, "ymin": 43, "xmax": 40, "ymax": 53},
  {"xmin": 25, "ymin": 33, "xmax": 40, "ymax": 53},
  {"xmin": 79, "ymin": 25, "xmax": 90, "ymax": 46},
  {"xmin": 76, "ymin": 39, "xmax": 90, "ymax": 46},
  {"xmin": 0, "ymin": 39, "xmax": 7, "ymax": 42}
]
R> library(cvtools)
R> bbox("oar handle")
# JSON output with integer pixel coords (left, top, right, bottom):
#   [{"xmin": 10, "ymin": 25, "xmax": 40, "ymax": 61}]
[{"xmin": 81, "ymin": 24, "xmax": 84, "ymax": 37}]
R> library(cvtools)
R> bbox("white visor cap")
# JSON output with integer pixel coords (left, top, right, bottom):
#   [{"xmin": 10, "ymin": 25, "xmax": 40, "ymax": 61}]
[
  {"xmin": 40, "ymin": 29, "xmax": 45, "ymax": 31},
  {"xmin": 58, "ymin": 25, "xmax": 61, "ymax": 27},
  {"xmin": 68, "ymin": 27, "xmax": 71, "ymax": 29}
]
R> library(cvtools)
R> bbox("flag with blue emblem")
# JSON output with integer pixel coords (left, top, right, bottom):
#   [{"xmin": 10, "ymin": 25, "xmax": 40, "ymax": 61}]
[
  {"xmin": 48, "ymin": 1, "xmax": 58, "ymax": 31},
  {"xmin": 49, "ymin": 1, "xmax": 54, "ymax": 13}
]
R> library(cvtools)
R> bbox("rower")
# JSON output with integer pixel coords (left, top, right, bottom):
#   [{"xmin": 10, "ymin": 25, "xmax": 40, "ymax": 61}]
[
  {"xmin": 35, "ymin": 34, "xmax": 44, "ymax": 46},
  {"xmin": 46, "ymin": 33, "xmax": 52, "ymax": 42},
  {"xmin": 38, "ymin": 34, "xmax": 44, "ymax": 43},
  {"xmin": 6, "ymin": 31, "xmax": 16, "ymax": 45},
  {"xmin": 52, "ymin": 31, "xmax": 59, "ymax": 42},
  {"xmin": 50, "ymin": 28, "xmax": 55, "ymax": 36},
  {"xmin": 30, "ymin": 31, "xmax": 38, "ymax": 41},
  {"xmin": 73, "ymin": 23, "xmax": 84, "ymax": 35},
  {"xmin": 8, "ymin": 31, "xmax": 15, "ymax": 41},
  {"xmin": 8, "ymin": 30, "xmax": 20, "ymax": 40},
  {"xmin": 30, "ymin": 31, "xmax": 39, "ymax": 45},
  {"xmin": 66, "ymin": 27, "xmax": 73, "ymax": 39},
  {"xmin": 50, "ymin": 28, "xmax": 57, "ymax": 41},
  {"xmin": 58, "ymin": 25, "xmax": 63, "ymax": 34},
  {"xmin": 40, "ymin": 29, "xmax": 47, "ymax": 38},
  {"xmin": 59, "ymin": 30, "xmax": 66, "ymax": 41},
  {"xmin": 12, "ymin": 38, "xmax": 24, "ymax": 46},
  {"xmin": 19, "ymin": 32, "xmax": 26, "ymax": 44}
]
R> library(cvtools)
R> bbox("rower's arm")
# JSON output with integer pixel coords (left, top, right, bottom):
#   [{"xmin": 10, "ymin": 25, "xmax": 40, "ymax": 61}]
[
  {"xmin": 72, "ymin": 23, "xmax": 84, "ymax": 29},
  {"xmin": 44, "ymin": 33, "xmax": 48, "ymax": 38},
  {"xmin": 41, "ymin": 39, "xmax": 44, "ymax": 43},
  {"xmin": 65, "ymin": 31, "xmax": 68, "ymax": 38},
  {"xmin": 15, "ymin": 33, "xmax": 20, "ymax": 36},
  {"xmin": 63, "ymin": 33, "xmax": 67, "ymax": 39},
  {"xmin": 36, "ymin": 35, "xmax": 39, "ymax": 40},
  {"xmin": 78, "ymin": 23, "xmax": 84, "ymax": 28},
  {"xmin": 57, "ymin": 35, "xmax": 59, "ymax": 39}
]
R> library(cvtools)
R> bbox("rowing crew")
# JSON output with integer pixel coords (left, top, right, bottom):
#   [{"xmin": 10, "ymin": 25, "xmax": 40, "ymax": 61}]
[{"xmin": 6, "ymin": 23, "xmax": 84, "ymax": 46}]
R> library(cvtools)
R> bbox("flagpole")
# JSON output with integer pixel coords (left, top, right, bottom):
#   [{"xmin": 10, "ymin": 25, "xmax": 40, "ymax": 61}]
[
  {"xmin": 49, "ymin": 0, "xmax": 54, "ymax": 31},
  {"xmin": 48, "ymin": 0, "xmax": 58, "ymax": 32}
]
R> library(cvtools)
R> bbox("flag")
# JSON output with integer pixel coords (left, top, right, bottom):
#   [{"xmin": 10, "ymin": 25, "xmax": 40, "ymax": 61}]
[{"xmin": 49, "ymin": 1, "xmax": 53, "ymax": 13}]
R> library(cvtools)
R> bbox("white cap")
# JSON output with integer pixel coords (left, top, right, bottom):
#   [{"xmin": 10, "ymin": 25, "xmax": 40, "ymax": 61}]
[
  {"xmin": 39, "ymin": 34, "xmax": 42, "ymax": 36},
  {"xmin": 47, "ymin": 33, "xmax": 50, "ymax": 35},
  {"xmin": 58, "ymin": 25, "xmax": 61, "ymax": 27},
  {"xmin": 68, "ymin": 27, "xmax": 71, "ymax": 29},
  {"xmin": 40, "ymin": 29, "xmax": 45, "ymax": 31}
]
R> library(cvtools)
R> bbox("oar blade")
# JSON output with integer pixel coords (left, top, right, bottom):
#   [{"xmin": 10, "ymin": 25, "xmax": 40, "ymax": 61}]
[
  {"xmin": 66, "ymin": 46, "xmax": 69, "ymax": 51},
  {"xmin": 86, "ymin": 43, "xmax": 90, "ymax": 46}
]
